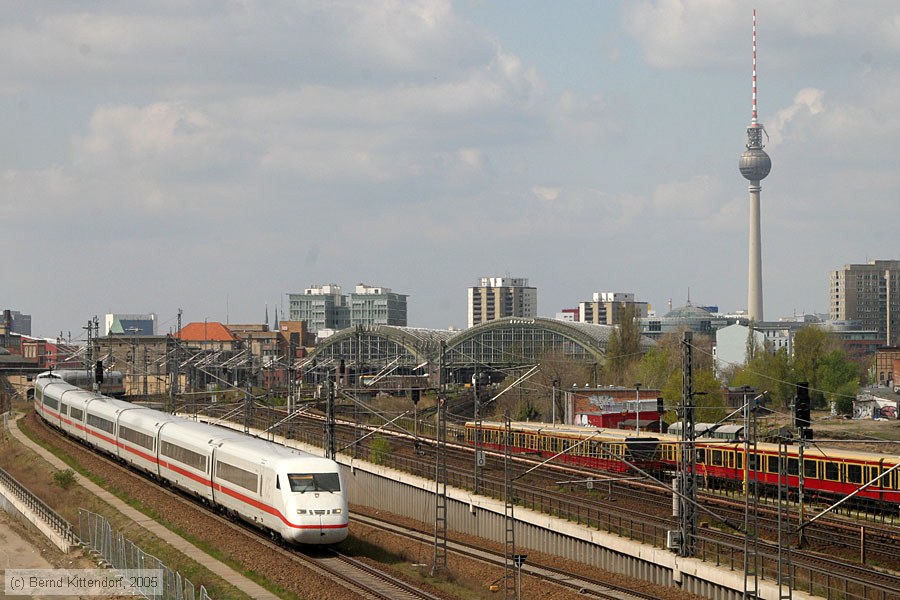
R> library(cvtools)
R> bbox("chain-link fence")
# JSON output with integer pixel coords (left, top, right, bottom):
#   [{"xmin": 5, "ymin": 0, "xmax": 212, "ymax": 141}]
[{"xmin": 78, "ymin": 509, "xmax": 211, "ymax": 600}]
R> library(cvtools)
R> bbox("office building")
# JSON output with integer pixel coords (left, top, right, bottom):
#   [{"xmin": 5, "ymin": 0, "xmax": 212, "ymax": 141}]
[
  {"xmin": 830, "ymin": 260, "xmax": 900, "ymax": 346},
  {"xmin": 578, "ymin": 292, "xmax": 648, "ymax": 326},
  {"xmin": 350, "ymin": 284, "xmax": 407, "ymax": 327},
  {"xmin": 467, "ymin": 277, "xmax": 537, "ymax": 328}
]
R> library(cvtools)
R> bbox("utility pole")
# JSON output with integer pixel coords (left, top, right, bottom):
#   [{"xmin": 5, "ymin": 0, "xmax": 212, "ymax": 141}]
[
  {"xmin": 325, "ymin": 379, "xmax": 336, "ymax": 460},
  {"xmin": 503, "ymin": 412, "xmax": 517, "ymax": 599},
  {"xmin": 432, "ymin": 395, "xmax": 448, "ymax": 575},
  {"xmin": 634, "ymin": 382, "xmax": 642, "ymax": 434},
  {"xmin": 473, "ymin": 370, "xmax": 483, "ymax": 495},
  {"xmin": 676, "ymin": 331, "xmax": 697, "ymax": 557},
  {"xmin": 743, "ymin": 385, "xmax": 760, "ymax": 599}
]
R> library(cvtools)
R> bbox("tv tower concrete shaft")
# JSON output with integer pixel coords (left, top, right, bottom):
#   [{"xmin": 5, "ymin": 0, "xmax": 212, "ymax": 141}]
[{"xmin": 739, "ymin": 9, "xmax": 770, "ymax": 322}]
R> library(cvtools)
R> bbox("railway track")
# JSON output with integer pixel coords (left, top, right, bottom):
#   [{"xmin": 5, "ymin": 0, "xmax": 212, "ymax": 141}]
[
  {"xmin": 30, "ymin": 415, "xmax": 445, "ymax": 600},
  {"xmin": 196, "ymin": 407, "xmax": 900, "ymax": 599},
  {"xmin": 352, "ymin": 512, "xmax": 661, "ymax": 600}
]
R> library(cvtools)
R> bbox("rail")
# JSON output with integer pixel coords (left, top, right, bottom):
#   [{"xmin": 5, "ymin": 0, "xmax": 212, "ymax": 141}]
[{"xmin": 199, "ymin": 406, "xmax": 900, "ymax": 600}]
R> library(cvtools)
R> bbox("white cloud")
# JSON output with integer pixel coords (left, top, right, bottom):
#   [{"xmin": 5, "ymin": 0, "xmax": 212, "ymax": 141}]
[{"xmin": 765, "ymin": 87, "xmax": 824, "ymax": 148}]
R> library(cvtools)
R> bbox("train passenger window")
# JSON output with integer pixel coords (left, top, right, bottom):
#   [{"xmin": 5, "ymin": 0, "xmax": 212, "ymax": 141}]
[
  {"xmin": 804, "ymin": 460, "xmax": 817, "ymax": 479},
  {"xmin": 60, "ymin": 404, "xmax": 68, "ymax": 416},
  {"xmin": 70, "ymin": 407, "xmax": 84, "ymax": 421},
  {"xmin": 711, "ymin": 450, "xmax": 723, "ymax": 466},
  {"xmin": 767, "ymin": 456, "xmax": 780, "ymax": 474},
  {"xmin": 695, "ymin": 449, "xmax": 706, "ymax": 464},
  {"xmin": 865, "ymin": 466, "xmax": 881, "ymax": 487},
  {"xmin": 824, "ymin": 462, "xmax": 840, "ymax": 482},
  {"xmin": 748, "ymin": 454, "xmax": 758, "ymax": 471},
  {"xmin": 787, "ymin": 458, "xmax": 799, "ymax": 476},
  {"xmin": 847, "ymin": 464, "xmax": 863, "ymax": 485},
  {"xmin": 216, "ymin": 461, "xmax": 259, "ymax": 493},
  {"xmin": 287, "ymin": 473, "xmax": 341, "ymax": 493},
  {"xmin": 735, "ymin": 453, "xmax": 742, "ymax": 470}
]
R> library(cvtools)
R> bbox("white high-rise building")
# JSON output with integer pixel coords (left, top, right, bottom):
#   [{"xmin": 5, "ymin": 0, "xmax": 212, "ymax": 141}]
[{"xmin": 467, "ymin": 277, "xmax": 537, "ymax": 328}]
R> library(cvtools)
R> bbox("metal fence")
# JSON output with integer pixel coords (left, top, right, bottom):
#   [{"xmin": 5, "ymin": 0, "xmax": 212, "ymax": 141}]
[
  {"xmin": 0, "ymin": 465, "xmax": 78, "ymax": 548},
  {"xmin": 78, "ymin": 509, "xmax": 211, "ymax": 600}
]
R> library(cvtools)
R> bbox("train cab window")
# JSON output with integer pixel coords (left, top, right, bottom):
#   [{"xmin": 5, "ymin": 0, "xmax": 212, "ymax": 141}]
[
  {"xmin": 824, "ymin": 462, "xmax": 840, "ymax": 482},
  {"xmin": 787, "ymin": 458, "xmax": 799, "ymax": 476},
  {"xmin": 287, "ymin": 473, "xmax": 341, "ymax": 493},
  {"xmin": 276, "ymin": 475, "xmax": 281, "ymax": 490},
  {"xmin": 846, "ymin": 464, "xmax": 863, "ymax": 485},
  {"xmin": 804, "ymin": 460, "xmax": 818, "ymax": 479}
]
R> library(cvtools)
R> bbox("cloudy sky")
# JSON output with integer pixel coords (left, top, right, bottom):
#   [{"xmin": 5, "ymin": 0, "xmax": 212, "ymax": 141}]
[{"xmin": 4, "ymin": 1, "xmax": 899, "ymax": 339}]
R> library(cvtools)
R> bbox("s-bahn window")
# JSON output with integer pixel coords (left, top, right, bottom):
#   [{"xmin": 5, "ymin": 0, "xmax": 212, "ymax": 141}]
[
  {"xmin": 804, "ymin": 460, "xmax": 818, "ymax": 479},
  {"xmin": 216, "ymin": 461, "xmax": 259, "ymax": 494},
  {"xmin": 748, "ymin": 454, "xmax": 759, "ymax": 471},
  {"xmin": 287, "ymin": 473, "xmax": 341, "ymax": 493},
  {"xmin": 767, "ymin": 455, "xmax": 780, "ymax": 474},
  {"xmin": 787, "ymin": 458, "xmax": 799, "ymax": 476},
  {"xmin": 846, "ymin": 464, "xmax": 863, "ymax": 485},
  {"xmin": 70, "ymin": 407, "xmax": 84, "ymax": 421},
  {"xmin": 695, "ymin": 449, "xmax": 706, "ymax": 464},
  {"xmin": 711, "ymin": 450, "xmax": 723, "ymax": 467},
  {"xmin": 865, "ymin": 466, "xmax": 880, "ymax": 487},
  {"xmin": 735, "ymin": 453, "xmax": 742, "ymax": 470},
  {"xmin": 824, "ymin": 462, "xmax": 840, "ymax": 482}
]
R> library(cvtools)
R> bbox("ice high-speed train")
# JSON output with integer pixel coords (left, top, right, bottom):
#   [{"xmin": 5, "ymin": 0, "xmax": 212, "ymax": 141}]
[{"xmin": 34, "ymin": 371, "xmax": 348, "ymax": 544}]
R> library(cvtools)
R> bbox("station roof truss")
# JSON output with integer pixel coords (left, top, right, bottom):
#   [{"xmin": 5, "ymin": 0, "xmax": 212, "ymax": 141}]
[
  {"xmin": 444, "ymin": 317, "xmax": 617, "ymax": 368},
  {"xmin": 308, "ymin": 325, "xmax": 455, "ymax": 372},
  {"xmin": 307, "ymin": 317, "xmax": 655, "ymax": 374}
]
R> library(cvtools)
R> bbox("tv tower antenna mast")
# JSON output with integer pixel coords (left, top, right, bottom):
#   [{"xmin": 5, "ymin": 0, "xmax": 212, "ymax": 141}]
[{"xmin": 739, "ymin": 8, "xmax": 771, "ymax": 323}]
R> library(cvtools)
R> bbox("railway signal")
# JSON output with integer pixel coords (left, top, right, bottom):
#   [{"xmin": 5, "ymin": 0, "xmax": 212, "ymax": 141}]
[{"xmin": 794, "ymin": 382, "xmax": 811, "ymax": 430}]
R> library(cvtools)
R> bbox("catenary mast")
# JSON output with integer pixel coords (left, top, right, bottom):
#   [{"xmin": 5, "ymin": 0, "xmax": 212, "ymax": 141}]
[{"xmin": 739, "ymin": 9, "xmax": 771, "ymax": 322}]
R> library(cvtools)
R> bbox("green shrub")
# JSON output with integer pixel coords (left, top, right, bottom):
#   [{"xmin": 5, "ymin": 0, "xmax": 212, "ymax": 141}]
[{"xmin": 53, "ymin": 468, "xmax": 77, "ymax": 489}]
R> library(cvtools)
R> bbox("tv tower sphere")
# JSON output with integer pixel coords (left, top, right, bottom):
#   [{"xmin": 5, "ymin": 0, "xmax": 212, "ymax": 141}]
[{"xmin": 739, "ymin": 139, "xmax": 771, "ymax": 181}]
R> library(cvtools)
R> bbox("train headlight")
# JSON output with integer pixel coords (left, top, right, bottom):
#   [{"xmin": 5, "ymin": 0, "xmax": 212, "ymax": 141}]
[
  {"xmin": 332, "ymin": 508, "xmax": 342, "ymax": 514},
  {"xmin": 296, "ymin": 509, "xmax": 307, "ymax": 515}
]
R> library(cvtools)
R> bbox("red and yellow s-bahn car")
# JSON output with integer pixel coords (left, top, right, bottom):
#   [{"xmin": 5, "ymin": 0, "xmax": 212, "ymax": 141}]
[{"xmin": 466, "ymin": 421, "xmax": 900, "ymax": 509}]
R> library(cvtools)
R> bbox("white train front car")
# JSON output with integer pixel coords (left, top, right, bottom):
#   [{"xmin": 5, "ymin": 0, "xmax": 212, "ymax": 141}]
[
  {"xmin": 211, "ymin": 437, "xmax": 348, "ymax": 545},
  {"xmin": 276, "ymin": 455, "xmax": 348, "ymax": 544}
]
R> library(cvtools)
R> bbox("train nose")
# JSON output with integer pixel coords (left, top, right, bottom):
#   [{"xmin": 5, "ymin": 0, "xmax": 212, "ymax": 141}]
[{"xmin": 289, "ymin": 501, "xmax": 348, "ymax": 544}]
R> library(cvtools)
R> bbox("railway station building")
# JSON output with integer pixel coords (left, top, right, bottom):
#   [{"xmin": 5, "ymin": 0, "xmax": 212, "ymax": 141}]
[{"xmin": 302, "ymin": 316, "xmax": 655, "ymax": 390}]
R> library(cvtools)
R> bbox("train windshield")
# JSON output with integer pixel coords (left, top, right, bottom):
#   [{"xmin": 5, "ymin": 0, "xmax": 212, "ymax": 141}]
[{"xmin": 287, "ymin": 473, "xmax": 341, "ymax": 493}]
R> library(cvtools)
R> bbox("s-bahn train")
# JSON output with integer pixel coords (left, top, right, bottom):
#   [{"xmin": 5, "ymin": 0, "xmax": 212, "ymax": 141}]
[
  {"xmin": 34, "ymin": 371, "xmax": 348, "ymax": 544},
  {"xmin": 49, "ymin": 368, "xmax": 126, "ymax": 397},
  {"xmin": 466, "ymin": 421, "xmax": 900, "ymax": 509}
]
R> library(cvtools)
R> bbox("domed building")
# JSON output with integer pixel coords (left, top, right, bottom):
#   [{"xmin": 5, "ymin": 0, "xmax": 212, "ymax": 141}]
[{"xmin": 641, "ymin": 303, "xmax": 735, "ymax": 340}]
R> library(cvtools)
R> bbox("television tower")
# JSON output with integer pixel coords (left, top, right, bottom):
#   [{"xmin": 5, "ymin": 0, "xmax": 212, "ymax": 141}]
[{"xmin": 739, "ymin": 9, "xmax": 771, "ymax": 322}]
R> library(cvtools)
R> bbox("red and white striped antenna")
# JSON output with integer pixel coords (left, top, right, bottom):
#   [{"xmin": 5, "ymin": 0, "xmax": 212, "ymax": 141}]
[{"xmin": 751, "ymin": 8, "xmax": 758, "ymax": 124}]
